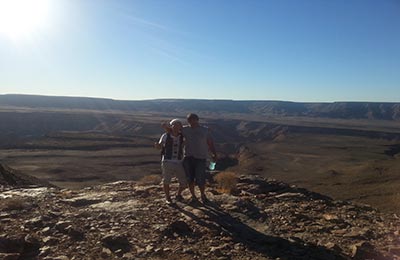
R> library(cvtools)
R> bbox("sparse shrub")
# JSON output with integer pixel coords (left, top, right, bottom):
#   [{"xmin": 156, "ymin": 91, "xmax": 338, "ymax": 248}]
[
  {"xmin": 138, "ymin": 174, "xmax": 162, "ymax": 185},
  {"xmin": 214, "ymin": 171, "xmax": 238, "ymax": 194},
  {"xmin": 327, "ymin": 169, "xmax": 340, "ymax": 176}
]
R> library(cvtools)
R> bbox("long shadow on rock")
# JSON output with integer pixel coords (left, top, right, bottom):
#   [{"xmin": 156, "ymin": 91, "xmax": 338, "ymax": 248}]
[{"xmin": 176, "ymin": 202, "xmax": 347, "ymax": 260}]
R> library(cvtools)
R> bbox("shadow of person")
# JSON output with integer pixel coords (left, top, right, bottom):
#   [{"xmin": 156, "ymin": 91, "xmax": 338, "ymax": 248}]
[{"xmin": 175, "ymin": 201, "xmax": 347, "ymax": 260}]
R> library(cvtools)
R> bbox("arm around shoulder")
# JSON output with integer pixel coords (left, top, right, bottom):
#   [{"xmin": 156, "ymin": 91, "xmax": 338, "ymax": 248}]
[{"xmin": 154, "ymin": 133, "xmax": 167, "ymax": 149}]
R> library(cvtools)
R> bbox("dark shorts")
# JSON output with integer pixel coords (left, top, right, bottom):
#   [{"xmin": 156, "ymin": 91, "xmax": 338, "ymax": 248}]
[{"xmin": 183, "ymin": 156, "xmax": 206, "ymax": 187}]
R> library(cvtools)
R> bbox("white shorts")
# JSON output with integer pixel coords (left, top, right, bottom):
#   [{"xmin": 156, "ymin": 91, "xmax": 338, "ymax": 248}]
[{"xmin": 161, "ymin": 161, "xmax": 187, "ymax": 186}]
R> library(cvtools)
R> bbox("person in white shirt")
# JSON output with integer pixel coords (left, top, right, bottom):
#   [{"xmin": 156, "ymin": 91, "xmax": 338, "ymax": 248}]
[{"xmin": 154, "ymin": 119, "xmax": 187, "ymax": 204}]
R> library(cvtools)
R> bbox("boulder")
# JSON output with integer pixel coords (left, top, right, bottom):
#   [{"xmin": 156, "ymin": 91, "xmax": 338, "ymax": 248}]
[
  {"xmin": 101, "ymin": 234, "xmax": 131, "ymax": 253},
  {"xmin": 161, "ymin": 220, "xmax": 192, "ymax": 238}
]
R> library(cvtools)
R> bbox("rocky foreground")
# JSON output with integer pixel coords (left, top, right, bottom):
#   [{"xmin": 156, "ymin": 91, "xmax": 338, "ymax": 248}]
[{"xmin": 0, "ymin": 175, "xmax": 399, "ymax": 260}]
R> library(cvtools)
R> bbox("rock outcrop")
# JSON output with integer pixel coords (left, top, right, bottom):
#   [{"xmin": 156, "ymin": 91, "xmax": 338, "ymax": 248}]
[
  {"xmin": 0, "ymin": 163, "xmax": 54, "ymax": 188},
  {"xmin": 0, "ymin": 175, "xmax": 399, "ymax": 259}
]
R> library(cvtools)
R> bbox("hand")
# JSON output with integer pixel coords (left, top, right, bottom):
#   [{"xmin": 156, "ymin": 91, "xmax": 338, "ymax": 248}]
[
  {"xmin": 161, "ymin": 121, "xmax": 172, "ymax": 133},
  {"xmin": 211, "ymin": 153, "xmax": 218, "ymax": 162},
  {"xmin": 154, "ymin": 142, "xmax": 161, "ymax": 149}
]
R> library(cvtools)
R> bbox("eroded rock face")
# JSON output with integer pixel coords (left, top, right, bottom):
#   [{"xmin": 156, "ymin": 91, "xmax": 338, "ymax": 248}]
[
  {"xmin": 0, "ymin": 163, "xmax": 53, "ymax": 188},
  {"xmin": 0, "ymin": 176, "xmax": 399, "ymax": 260}
]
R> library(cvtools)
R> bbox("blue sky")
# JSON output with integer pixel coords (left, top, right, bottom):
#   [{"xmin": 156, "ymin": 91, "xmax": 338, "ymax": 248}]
[{"xmin": 0, "ymin": 0, "xmax": 399, "ymax": 102}]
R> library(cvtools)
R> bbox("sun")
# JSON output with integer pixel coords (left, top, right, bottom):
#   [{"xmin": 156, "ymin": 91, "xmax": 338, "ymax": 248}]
[{"xmin": 0, "ymin": 0, "xmax": 50, "ymax": 40}]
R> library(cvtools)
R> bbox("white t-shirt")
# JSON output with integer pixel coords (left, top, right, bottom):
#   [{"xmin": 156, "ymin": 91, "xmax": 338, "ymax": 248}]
[{"xmin": 159, "ymin": 133, "xmax": 183, "ymax": 162}]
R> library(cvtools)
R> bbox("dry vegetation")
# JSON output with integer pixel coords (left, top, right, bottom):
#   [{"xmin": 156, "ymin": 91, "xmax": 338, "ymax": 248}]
[
  {"xmin": 214, "ymin": 171, "xmax": 238, "ymax": 194},
  {"xmin": 138, "ymin": 174, "xmax": 162, "ymax": 185}
]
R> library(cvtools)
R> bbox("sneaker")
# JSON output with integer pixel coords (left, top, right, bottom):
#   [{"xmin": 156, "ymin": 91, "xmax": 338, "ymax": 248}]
[
  {"xmin": 166, "ymin": 198, "xmax": 173, "ymax": 205},
  {"xmin": 175, "ymin": 194, "xmax": 184, "ymax": 202}
]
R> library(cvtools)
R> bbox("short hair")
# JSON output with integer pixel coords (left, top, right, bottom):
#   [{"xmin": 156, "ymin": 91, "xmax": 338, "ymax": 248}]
[{"xmin": 186, "ymin": 113, "xmax": 199, "ymax": 121}]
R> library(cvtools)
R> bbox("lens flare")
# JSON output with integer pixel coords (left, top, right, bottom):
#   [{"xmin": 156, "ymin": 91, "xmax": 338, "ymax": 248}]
[{"xmin": 0, "ymin": 0, "xmax": 50, "ymax": 40}]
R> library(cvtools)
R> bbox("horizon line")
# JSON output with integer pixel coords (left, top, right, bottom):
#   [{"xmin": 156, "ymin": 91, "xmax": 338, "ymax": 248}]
[{"xmin": 1, "ymin": 93, "xmax": 399, "ymax": 104}]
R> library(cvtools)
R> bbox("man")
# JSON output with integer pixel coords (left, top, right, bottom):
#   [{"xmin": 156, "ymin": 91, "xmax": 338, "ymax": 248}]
[
  {"xmin": 167, "ymin": 113, "xmax": 217, "ymax": 204},
  {"xmin": 155, "ymin": 119, "xmax": 187, "ymax": 204}
]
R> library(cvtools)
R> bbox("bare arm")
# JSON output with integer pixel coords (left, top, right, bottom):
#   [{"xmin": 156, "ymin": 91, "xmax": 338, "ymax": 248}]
[
  {"xmin": 207, "ymin": 137, "xmax": 217, "ymax": 160},
  {"xmin": 154, "ymin": 133, "xmax": 166, "ymax": 150},
  {"xmin": 154, "ymin": 142, "xmax": 162, "ymax": 150}
]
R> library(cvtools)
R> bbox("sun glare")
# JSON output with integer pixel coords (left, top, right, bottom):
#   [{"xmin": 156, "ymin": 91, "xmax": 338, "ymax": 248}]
[{"xmin": 0, "ymin": 0, "xmax": 50, "ymax": 40}]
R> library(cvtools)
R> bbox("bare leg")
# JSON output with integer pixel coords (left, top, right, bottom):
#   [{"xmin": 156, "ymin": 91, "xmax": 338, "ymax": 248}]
[
  {"xmin": 189, "ymin": 182, "xmax": 196, "ymax": 198},
  {"xmin": 163, "ymin": 183, "xmax": 171, "ymax": 201},
  {"xmin": 199, "ymin": 185, "xmax": 209, "ymax": 203},
  {"xmin": 177, "ymin": 184, "xmax": 185, "ymax": 196},
  {"xmin": 199, "ymin": 185, "xmax": 206, "ymax": 198}
]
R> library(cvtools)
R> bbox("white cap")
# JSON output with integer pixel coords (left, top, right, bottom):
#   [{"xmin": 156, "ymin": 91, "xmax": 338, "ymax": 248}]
[{"xmin": 169, "ymin": 118, "xmax": 182, "ymax": 126}]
